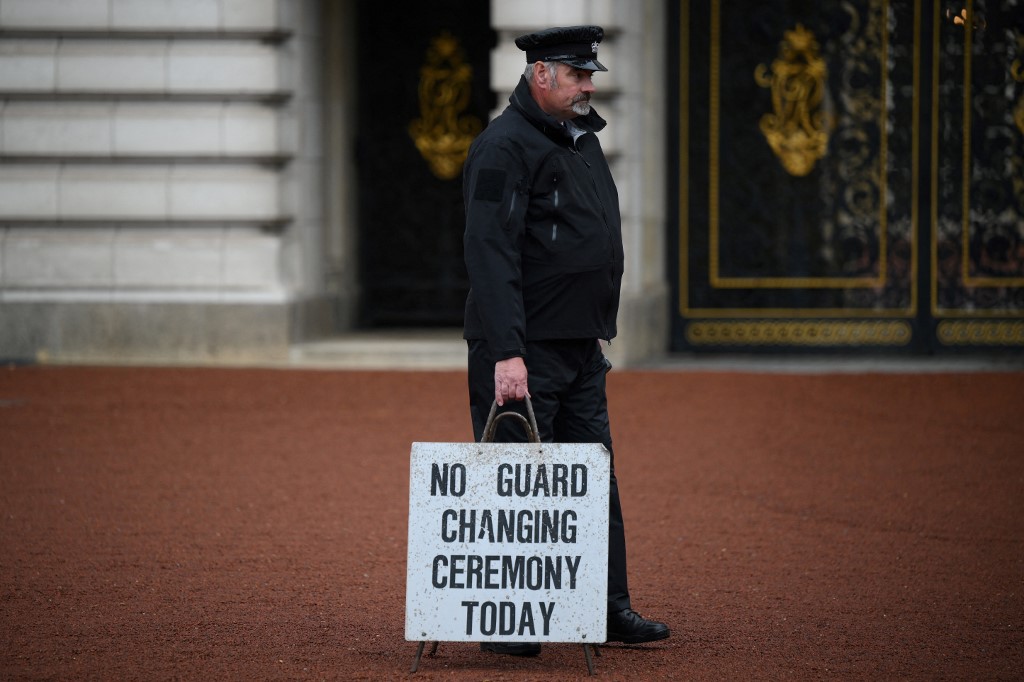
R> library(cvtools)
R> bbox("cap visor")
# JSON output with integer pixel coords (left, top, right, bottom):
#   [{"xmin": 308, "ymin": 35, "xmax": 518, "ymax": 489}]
[{"xmin": 558, "ymin": 57, "xmax": 608, "ymax": 72}]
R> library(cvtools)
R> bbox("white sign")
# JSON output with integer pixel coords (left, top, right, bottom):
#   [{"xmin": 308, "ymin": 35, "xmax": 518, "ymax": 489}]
[{"xmin": 405, "ymin": 441, "xmax": 610, "ymax": 643}]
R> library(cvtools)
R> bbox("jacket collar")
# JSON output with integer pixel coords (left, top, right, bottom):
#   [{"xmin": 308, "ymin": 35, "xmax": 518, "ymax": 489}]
[{"xmin": 508, "ymin": 75, "xmax": 606, "ymax": 141}]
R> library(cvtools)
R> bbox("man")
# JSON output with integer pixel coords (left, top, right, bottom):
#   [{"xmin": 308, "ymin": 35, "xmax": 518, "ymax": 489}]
[{"xmin": 462, "ymin": 25, "xmax": 670, "ymax": 656}]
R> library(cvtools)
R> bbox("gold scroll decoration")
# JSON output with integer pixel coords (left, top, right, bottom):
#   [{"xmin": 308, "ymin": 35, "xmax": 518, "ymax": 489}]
[
  {"xmin": 409, "ymin": 32, "xmax": 482, "ymax": 181},
  {"xmin": 755, "ymin": 24, "xmax": 830, "ymax": 176},
  {"xmin": 685, "ymin": 320, "xmax": 912, "ymax": 346},
  {"xmin": 938, "ymin": 320, "xmax": 1024, "ymax": 346}
]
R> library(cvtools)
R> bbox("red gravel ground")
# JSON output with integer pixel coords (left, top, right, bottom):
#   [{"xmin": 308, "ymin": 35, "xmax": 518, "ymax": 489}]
[{"xmin": 1, "ymin": 365, "xmax": 1022, "ymax": 680}]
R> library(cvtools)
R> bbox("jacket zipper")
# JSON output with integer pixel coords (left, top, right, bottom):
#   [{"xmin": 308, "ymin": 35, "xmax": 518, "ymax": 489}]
[
  {"xmin": 569, "ymin": 136, "xmax": 616, "ymax": 340},
  {"xmin": 571, "ymin": 138, "xmax": 611, "ymax": 237}
]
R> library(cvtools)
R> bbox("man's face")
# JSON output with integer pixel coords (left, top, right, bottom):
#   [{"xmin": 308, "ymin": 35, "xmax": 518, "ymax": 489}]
[{"xmin": 536, "ymin": 62, "xmax": 597, "ymax": 121}]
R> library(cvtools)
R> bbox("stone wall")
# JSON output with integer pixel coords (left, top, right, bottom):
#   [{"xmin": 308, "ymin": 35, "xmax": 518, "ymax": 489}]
[{"xmin": 0, "ymin": 0, "xmax": 326, "ymax": 364}]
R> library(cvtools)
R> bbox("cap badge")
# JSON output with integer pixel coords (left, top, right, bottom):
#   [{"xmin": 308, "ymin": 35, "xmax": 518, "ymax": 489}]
[{"xmin": 592, "ymin": 41, "xmax": 599, "ymax": 54}]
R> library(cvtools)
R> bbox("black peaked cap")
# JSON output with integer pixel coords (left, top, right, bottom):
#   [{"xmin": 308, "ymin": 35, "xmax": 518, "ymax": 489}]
[{"xmin": 514, "ymin": 25, "xmax": 607, "ymax": 72}]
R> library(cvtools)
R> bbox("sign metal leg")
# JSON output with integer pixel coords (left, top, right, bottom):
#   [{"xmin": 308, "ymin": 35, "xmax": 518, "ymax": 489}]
[
  {"xmin": 410, "ymin": 642, "xmax": 426, "ymax": 673},
  {"xmin": 582, "ymin": 643, "xmax": 596, "ymax": 675},
  {"xmin": 410, "ymin": 641, "xmax": 438, "ymax": 673}
]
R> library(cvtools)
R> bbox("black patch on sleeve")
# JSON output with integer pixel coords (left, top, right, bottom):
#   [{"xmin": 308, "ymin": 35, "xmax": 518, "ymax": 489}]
[{"xmin": 474, "ymin": 169, "xmax": 506, "ymax": 202}]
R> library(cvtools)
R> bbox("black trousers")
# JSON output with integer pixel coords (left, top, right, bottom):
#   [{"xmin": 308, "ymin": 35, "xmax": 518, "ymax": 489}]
[{"xmin": 467, "ymin": 338, "xmax": 632, "ymax": 613}]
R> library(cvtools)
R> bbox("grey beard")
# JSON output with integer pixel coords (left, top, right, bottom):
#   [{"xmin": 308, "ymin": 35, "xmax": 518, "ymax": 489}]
[{"xmin": 571, "ymin": 100, "xmax": 591, "ymax": 116}]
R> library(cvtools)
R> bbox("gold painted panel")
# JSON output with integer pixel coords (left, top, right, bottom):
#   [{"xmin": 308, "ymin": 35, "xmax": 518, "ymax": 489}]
[{"xmin": 680, "ymin": 0, "xmax": 919, "ymax": 322}]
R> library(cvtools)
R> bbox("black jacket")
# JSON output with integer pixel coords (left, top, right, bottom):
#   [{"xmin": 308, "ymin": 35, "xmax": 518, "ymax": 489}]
[{"xmin": 462, "ymin": 76, "xmax": 624, "ymax": 360}]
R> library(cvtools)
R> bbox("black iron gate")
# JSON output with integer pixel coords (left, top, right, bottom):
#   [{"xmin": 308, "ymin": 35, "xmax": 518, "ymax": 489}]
[
  {"xmin": 355, "ymin": 0, "xmax": 493, "ymax": 327},
  {"xmin": 669, "ymin": 0, "xmax": 1024, "ymax": 353}
]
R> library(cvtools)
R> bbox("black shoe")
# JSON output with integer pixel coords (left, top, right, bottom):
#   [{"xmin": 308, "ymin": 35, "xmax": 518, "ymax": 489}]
[
  {"xmin": 480, "ymin": 641, "xmax": 542, "ymax": 656},
  {"xmin": 607, "ymin": 608, "xmax": 670, "ymax": 644}
]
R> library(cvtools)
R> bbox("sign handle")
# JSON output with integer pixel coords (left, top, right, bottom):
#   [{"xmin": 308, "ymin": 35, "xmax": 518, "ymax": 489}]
[{"xmin": 480, "ymin": 397, "xmax": 541, "ymax": 443}]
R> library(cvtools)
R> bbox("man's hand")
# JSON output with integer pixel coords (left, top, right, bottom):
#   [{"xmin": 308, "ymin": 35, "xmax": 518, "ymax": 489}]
[{"xmin": 494, "ymin": 357, "xmax": 529, "ymax": 406}]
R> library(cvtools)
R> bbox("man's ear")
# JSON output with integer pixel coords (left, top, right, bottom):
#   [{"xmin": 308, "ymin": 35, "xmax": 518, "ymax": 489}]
[{"xmin": 532, "ymin": 61, "xmax": 551, "ymax": 88}]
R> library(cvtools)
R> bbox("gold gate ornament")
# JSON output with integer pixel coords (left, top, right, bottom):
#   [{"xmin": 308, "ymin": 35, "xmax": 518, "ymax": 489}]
[
  {"xmin": 409, "ymin": 32, "xmax": 483, "ymax": 181},
  {"xmin": 755, "ymin": 24, "xmax": 831, "ymax": 176}
]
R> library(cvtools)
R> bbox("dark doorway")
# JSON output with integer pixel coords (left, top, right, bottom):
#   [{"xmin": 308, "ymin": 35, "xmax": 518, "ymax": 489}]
[{"xmin": 354, "ymin": 0, "xmax": 495, "ymax": 327}]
